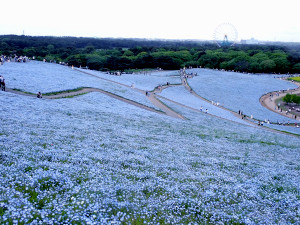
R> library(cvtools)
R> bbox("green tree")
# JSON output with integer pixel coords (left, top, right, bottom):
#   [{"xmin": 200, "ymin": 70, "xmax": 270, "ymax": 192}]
[
  {"xmin": 269, "ymin": 50, "xmax": 290, "ymax": 73},
  {"xmin": 152, "ymin": 54, "xmax": 180, "ymax": 70},
  {"xmin": 83, "ymin": 45, "xmax": 95, "ymax": 54},
  {"xmin": 184, "ymin": 60, "xmax": 198, "ymax": 68},
  {"xmin": 66, "ymin": 54, "xmax": 87, "ymax": 67},
  {"xmin": 173, "ymin": 50, "xmax": 192, "ymax": 63},
  {"xmin": 283, "ymin": 94, "xmax": 292, "ymax": 104},
  {"xmin": 134, "ymin": 52, "xmax": 153, "ymax": 69},
  {"xmin": 47, "ymin": 44, "xmax": 55, "ymax": 53},
  {"xmin": 292, "ymin": 63, "xmax": 300, "ymax": 73},
  {"xmin": 260, "ymin": 60, "xmax": 276, "ymax": 73},
  {"xmin": 23, "ymin": 47, "xmax": 36, "ymax": 57},
  {"xmin": 118, "ymin": 57, "xmax": 133, "ymax": 71},
  {"xmin": 198, "ymin": 51, "xmax": 219, "ymax": 69},
  {"xmin": 86, "ymin": 55, "xmax": 106, "ymax": 70},
  {"xmin": 249, "ymin": 52, "xmax": 270, "ymax": 72},
  {"xmin": 123, "ymin": 50, "xmax": 134, "ymax": 57},
  {"xmin": 151, "ymin": 51, "xmax": 184, "ymax": 69},
  {"xmin": 291, "ymin": 94, "xmax": 300, "ymax": 104}
]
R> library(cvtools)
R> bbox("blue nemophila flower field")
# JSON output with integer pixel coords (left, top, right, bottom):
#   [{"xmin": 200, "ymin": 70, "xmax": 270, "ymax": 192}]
[
  {"xmin": 0, "ymin": 62, "xmax": 299, "ymax": 224},
  {"xmin": 187, "ymin": 68, "xmax": 298, "ymax": 124},
  {"xmin": 76, "ymin": 68, "xmax": 181, "ymax": 91},
  {"xmin": 158, "ymin": 86, "xmax": 250, "ymax": 125},
  {"xmin": 0, "ymin": 61, "xmax": 157, "ymax": 109}
]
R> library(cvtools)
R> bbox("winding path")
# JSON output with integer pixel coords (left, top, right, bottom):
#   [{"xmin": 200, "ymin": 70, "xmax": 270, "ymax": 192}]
[
  {"xmin": 5, "ymin": 67, "xmax": 186, "ymax": 120},
  {"xmin": 3, "ymin": 66, "xmax": 299, "ymax": 136},
  {"xmin": 5, "ymin": 87, "xmax": 165, "ymax": 116},
  {"xmin": 179, "ymin": 73, "xmax": 258, "ymax": 126},
  {"xmin": 180, "ymin": 71, "xmax": 300, "ymax": 126},
  {"xmin": 74, "ymin": 68, "xmax": 186, "ymax": 120},
  {"xmin": 259, "ymin": 81, "xmax": 300, "ymax": 121},
  {"xmin": 149, "ymin": 78, "xmax": 299, "ymax": 136}
]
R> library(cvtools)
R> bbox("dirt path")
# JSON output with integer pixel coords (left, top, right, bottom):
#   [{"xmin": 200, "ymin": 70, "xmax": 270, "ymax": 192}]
[
  {"xmin": 75, "ymin": 68, "xmax": 186, "ymax": 120},
  {"xmin": 154, "ymin": 88, "xmax": 297, "ymax": 136},
  {"xmin": 5, "ymin": 88, "xmax": 36, "ymax": 97},
  {"xmin": 74, "ymin": 68, "xmax": 145, "ymax": 94},
  {"xmin": 4, "ymin": 67, "xmax": 300, "ymax": 136},
  {"xmin": 5, "ymin": 87, "xmax": 165, "ymax": 116},
  {"xmin": 180, "ymin": 75, "xmax": 258, "ymax": 125},
  {"xmin": 181, "ymin": 71, "xmax": 300, "ymax": 127},
  {"xmin": 5, "ymin": 67, "xmax": 187, "ymax": 120},
  {"xmin": 259, "ymin": 81, "xmax": 300, "ymax": 121},
  {"xmin": 147, "ymin": 93, "xmax": 186, "ymax": 120}
]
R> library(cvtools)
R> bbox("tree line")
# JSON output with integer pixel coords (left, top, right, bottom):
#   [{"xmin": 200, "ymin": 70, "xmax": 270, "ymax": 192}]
[
  {"xmin": 283, "ymin": 94, "xmax": 300, "ymax": 104},
  {"xmin": 1, "ymin": 35, "xmax": 300, "ymax": 73}
]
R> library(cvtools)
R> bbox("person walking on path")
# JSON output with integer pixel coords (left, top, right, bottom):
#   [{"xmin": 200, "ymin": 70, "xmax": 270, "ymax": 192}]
[
  {"xmin": 1, "ymin": 79, "xmax": 5, "ymax": 91},
  {"xmin": 0, "ymin": 76, "xmax": 5, "ymax": 91},
  {"xmin": 0, "ymin": 75, "xmax": 4, "ymax": 86}
]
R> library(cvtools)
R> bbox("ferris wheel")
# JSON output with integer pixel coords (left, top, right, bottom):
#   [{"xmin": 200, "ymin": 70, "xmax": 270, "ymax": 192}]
[{"xmin": 213, "ymin": 23, "xmax": 238, "ymax": 47}]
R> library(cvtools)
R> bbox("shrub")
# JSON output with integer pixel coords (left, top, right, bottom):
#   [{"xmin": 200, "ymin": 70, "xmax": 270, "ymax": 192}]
[{"xmin": 283, "ymin": 94, "xmax": 300, "ymax": 104}]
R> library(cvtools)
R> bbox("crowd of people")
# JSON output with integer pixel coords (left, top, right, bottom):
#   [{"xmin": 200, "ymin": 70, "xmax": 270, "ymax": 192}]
[
  {"xmin": 0, "ymin": 55, "xmax": 31, "ymax": 92},
  {"xmin": 1, "ymin": 55, "xmax": 29, "ymax": 64}
]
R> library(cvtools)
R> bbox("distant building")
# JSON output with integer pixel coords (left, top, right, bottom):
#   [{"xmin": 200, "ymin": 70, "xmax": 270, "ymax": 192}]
[{"xmin": 241, "ymin": 38, "xmax": 260, "ymax": 45}]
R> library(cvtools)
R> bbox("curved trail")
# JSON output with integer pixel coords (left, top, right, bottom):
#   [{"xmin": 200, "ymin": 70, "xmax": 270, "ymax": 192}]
[
  {"xmin": 148, "ymin": 84, "xmax": 186, "ymax": 120},
  {"xmin": 6, "ymin": 67, "xmax": 186, "ymax": 120},
  {"xmin": 152, "ymin": 81, "xmax": 263, "ymax": 128},
  {"xmin": 5, "ymin": 87, "xmax": 165, "ymax": 116},
  {"xmin": 181, "ymin": 73, "xmax": 299, "ymax": 126},
  {"xmin": 74, "ymin": 68, "xmax": 186, "ymax": 120},
  {"xmin": 151, "ymin": 82, "xmax": 298, "ymax": 136},
  {"xmin": 179, "ymin": 75, "xmax": 258, "ymax": 126},
  {"xmin": 259, "ymin": 81, "xmax": 300, "ymax": 121},
  {"xmin": 4, "ymin": 67, "xmax": 299, "ymax": 136},
  {"xmin": 148, "ymin": 82, "xmax": 250, "ymax": 124},
  {"xmin": 74, "ymin": 68, "xmax": 145, "ymax": 94}
]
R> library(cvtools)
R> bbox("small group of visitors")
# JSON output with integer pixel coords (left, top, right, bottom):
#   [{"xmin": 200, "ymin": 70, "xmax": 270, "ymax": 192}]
[
  {"xmin": 37, "ymin": 92, "xmax": 42, "ymax": 98},
  {"xmin": 258, "ymin": 121, "xmax": 264, "ymax": 126},
  {"xmin": 199, "ymin": 106, "xmax": 208, "ymax": 114}
]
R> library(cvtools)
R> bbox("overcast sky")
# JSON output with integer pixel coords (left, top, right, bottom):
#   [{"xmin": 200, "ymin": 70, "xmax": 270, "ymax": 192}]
[{"xmin": 1, "ymin": 0, "xmax": 299, "ymax": 42}]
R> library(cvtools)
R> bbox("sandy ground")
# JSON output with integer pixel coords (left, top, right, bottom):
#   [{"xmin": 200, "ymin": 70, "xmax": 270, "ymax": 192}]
[{"xmin": 259, "ymin": 81, "xmax": 300, "ymax": 121}]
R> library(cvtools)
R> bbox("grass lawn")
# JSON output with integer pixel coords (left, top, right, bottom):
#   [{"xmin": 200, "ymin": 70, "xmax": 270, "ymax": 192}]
[{"xmin": 288, "ymin": 76, "xmax": 300, "ymax": 82}]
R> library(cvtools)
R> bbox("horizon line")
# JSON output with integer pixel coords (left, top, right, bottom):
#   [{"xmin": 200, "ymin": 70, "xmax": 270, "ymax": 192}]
[{"xmin": 0, "ymin": 33, "xmax": 300, "ymax": 44}]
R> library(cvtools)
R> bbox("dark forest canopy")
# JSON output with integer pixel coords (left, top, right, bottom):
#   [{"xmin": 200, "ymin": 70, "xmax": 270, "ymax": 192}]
[
  {"xmin": 1, "ymin": 35, "xmax": 300, "ymax": 73},
  {"xmin": 0, "ymin": 35, "xmax": 213, "ymax": 49}
]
